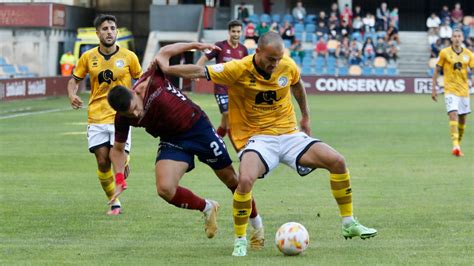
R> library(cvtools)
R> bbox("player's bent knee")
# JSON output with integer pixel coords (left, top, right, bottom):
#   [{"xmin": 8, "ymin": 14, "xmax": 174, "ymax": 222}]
[
  {"xmin": 330, "ymin": 154, "xmax": 347, "ymax": 173},
  {"xmin": 156, "ymin": 184, "xmax": 177, "ymax": 202}
]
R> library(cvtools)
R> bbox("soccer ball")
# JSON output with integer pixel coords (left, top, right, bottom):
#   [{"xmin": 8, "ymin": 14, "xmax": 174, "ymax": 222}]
[{"xmin": 275, "ymin": 222, "xmax": 310, "ymax": 256}]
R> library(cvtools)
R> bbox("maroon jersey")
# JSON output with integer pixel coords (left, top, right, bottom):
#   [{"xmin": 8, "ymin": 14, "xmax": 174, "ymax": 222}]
[
  {"xmin": 206, "ymin": 40, "xmax": 248, "ymax": 94},
  {"xmin": 115, "ymin": 68, "xmax": 202, "ymax": 142}
]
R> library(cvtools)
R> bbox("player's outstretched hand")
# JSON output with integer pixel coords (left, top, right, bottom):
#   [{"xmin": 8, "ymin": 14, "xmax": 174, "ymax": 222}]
[
  {"xmin": 108, "ymin": 173, "xmax": 127, "ymax": 205},
  {"xmin": 196, "ymin": 42, "xmax": 222, "ymax": 54},
  {"xmin": 431, "ymin": 90, "xmax": 438, "ymax": 102},
  {"xmin": 69, "ymin": 94, "xmax": 83, "ymax": 109}
]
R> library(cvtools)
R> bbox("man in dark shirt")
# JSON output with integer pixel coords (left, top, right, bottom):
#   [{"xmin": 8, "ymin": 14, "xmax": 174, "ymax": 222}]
[
  {"xmin": 197, "ymin": 20, "xmax": 248, "ymax": 138},
  {"xmin": 107, "ymin": 60, "xmax": 264, "ymax": 246}
]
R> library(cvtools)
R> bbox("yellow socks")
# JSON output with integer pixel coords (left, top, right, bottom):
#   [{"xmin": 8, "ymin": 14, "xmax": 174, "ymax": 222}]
[
  {"xmin": 458, "ymin": 123, "xmax": 466, "ymax": 143},
  {"xmin": 97, "ymin": 169, "xmax": 117, "ymax": 202},
  {"xmin": 330, "ymin": 171, "xmax": 353, "ymax": 217},
  {"xmin": 233, "ymin": 191, "xmax": 252, "ymax": 238},
  {"xmin": 449, "ymin": 121, "xmax": 460, "ymax": 147}
]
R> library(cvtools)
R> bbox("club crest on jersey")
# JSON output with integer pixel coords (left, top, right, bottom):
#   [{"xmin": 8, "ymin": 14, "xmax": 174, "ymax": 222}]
[
  {"xmin": 463, "ymin": 55, "xmax": 469, "ymax": 62},
  {"xmin": 211, "ymin": 64, "xmax": 224, "ymax": 73},
  {"xmin": 278, "ymin": 76, "xmax": 288, "ymax": 87},
  {"xmin": 115, "ymin": 60, "xmax": 125, "ymax": 68}
]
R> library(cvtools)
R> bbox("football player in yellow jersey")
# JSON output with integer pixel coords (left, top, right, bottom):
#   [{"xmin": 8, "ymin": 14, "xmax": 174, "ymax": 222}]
[
  {"xmin": 432, "ymin": 29, "xmax": 474, "ymax": 157},
  {"xmin": 66, "ymin": 14, "xmax": 142, "ymax": 215},
  {"xmin": 154, "ymin": 32, "xmax": 377, "ymax": 257}
]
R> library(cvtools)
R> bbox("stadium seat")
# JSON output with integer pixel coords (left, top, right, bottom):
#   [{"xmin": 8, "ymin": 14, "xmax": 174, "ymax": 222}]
[
  {"xmin": 244, "ymin": 39, "xmax": 257, "ymax": 49},
  {"xmin": 294, "ymin": 31, "xmax": 304, "ymax": 42},
  {"xmin": 294, "ymin": 23, "xmax": 305, "ymax": 33},
  {"xmin": 338, "ymin": 66, "xmax": 349, "ymax": 76},
  {"xmin": 248, "ymin": 48, "xmax": 256, "ymax": 54},
  {"xmin": 386, "ymin": 67, "xmax": 398, "ymax": 76},
  {"xmin": 305, "ymin": 24, "xmax": 316, "ymax": 33},
  {"xmin": 348, "ymin": 65, "xmax": 362, "ymax": 76},
  {"xmin": 327, "ymin": 56, "xmax": 337, "ymax": 68},
  {"xmin": 2, "ymin": 64, "xmax": 16, "ymax": 75},
  {"xmin": 260, "ymin": 14, "xmax": 271, "ymax": 24},
  {"xmin": 351, "ymin": 32, "xmax": 362, "ymax": 42},
  {"xmin": 302, "ymin": 57, "xmax": 312, "ymax": 67},
  {"xmin": 377, "ymin": 31, "xmax": 387, "ymax": 39},
  {"xmin": 0, "ymin": 57, "xmax": 6, "ymax": 65},
  {"xmin": 302, "ymin": 65, "xmax": 312, "ymax": 75},
  {"xmin": 427, "ymin": 68, "xmax": 434, "ymax": 76},
  {"xmin": 315, "ymin": 56, "xmax": 326, "ymax": 67},
  {"xmin": 291, "ymin": 56, "xmax": 302, "ymax": 66},
  {"xmin": 271, "ymin": 14, "xmax": 281, "ymax": 23},
  {"xmin": 362, "ymin": 66, "xmax": 373, "ymax": 76},
  {"xmin": 249, "ymin": 14, "xmax": 259, "ymax": 24},
  {"xmin": 327, "ymin": 66, "xmax": 336, "ymax": 75},
  {"xmin": 374, "ymin": 67, "xmax": 386, "ymax": 75},
  {"xmin": 283, "ymin": 14, "xmax": 293, "ymax": 24},
  {"xmin": 283, "ymin": 39, "xmax": 292, "ymax": 48},
  {"xmin": 305, "ymin": 14, "xmax": 317, "ymax": 24}
]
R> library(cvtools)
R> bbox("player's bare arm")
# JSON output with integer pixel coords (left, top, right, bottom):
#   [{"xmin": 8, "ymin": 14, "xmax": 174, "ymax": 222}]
[
  {"xmin": 196, "ymin": 54, "xmax": 210, "ymax": 66},
  {"xmin": 66, "ymin": 78, "xmax": 83, "ymax": 109},
  {"xmin": 431, "ymin": 65, "xmax": 442, "ymax": 102},
  {"xmin": 291, "ymin": 78, "xmax": 311, "ymax": 136},
  {"xmin": 155, "ymin": 42, "xmax": 220, "ymax": 79},
  {"xmin": 109, "ymin": 141, "xmax": 128, "ymax": 203}
]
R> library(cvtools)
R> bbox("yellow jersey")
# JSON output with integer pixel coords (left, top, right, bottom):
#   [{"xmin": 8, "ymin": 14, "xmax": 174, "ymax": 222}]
[
  {"xmin": 437, "ymin": 47, "xmax": 474, "ymax": 97},
  {"xmin": 206, "ymin": 54, "xmax": 301, "ymax": 150},
  {"xmin": 73, "ymin": 46, "xmax": 142, "ymax": 124}
]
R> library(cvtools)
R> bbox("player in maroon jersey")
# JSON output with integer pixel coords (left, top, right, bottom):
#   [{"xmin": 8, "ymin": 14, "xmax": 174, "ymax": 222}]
[
  {"xmin": 197, "ymin": 20, "xmax": 248, "ymax": 138},
  {"xmin": 106, "ymin": 55, "xmax": 264, "ymax": 244}
]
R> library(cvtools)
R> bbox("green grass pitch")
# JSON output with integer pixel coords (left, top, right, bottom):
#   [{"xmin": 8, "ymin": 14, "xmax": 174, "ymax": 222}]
[{"xmin": 1, "ymin": 93, "xmax": 473, "ymax": 265}]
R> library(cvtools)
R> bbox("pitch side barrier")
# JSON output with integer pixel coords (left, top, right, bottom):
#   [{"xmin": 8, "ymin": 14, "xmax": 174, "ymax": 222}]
[
  {"xmin": 0, "ymin": 77, "xmax": 70, "ymax": 101},
  {"xmin": 194, "ymin": 76, "xmax": 474, "ymax": 94}
]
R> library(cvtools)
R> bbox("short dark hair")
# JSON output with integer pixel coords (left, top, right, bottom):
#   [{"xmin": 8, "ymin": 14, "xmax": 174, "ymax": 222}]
[
  {"xmin": 108, "ymin": 85, "xmax": 132, "ymax": 112},
  {"xmin": 94, "ymin": 14, "xmax": 117, "ymax": 29},
  {"xmin": 228, "ymin": 20, "xmax": 243, "ymax": 30}
]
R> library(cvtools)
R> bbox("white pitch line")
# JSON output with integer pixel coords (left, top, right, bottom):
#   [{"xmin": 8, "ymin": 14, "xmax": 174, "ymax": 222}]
[{"xmin": 0, "ymin": 108, "xmax": 68, "ymax": 120}]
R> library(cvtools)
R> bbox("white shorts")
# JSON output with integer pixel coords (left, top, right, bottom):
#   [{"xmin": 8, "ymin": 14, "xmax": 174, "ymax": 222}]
[
  {"xmin": 445, "ymin": 94, "xmax": 471, "ymax": 115},
  {"xmin": 87, "ymin": 124, "xmax": 131, "ymax": 153},
  {"xmin": 238, "ymin": 132, "xmax": 320, "ymax": 178}
]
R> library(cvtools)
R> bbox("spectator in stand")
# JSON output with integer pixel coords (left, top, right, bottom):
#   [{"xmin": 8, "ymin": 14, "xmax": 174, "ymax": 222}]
[
  {"xmin": 389, "ymin": 7, "xmax": 399, "ymax": 29},
  {"xmin": 427, "ymin": 12, "xmax": 442, "ymax": 33},
  {"xmin": 348, "ymin": 39, "xmax": 362, "ymax": 65},
  {"xmin": 441, "ymin": 38, "xmax": 451, "ymax": 49},
  {"xmin": 362, "ymin": 37, "xmax": 376, "ymax": 64},
  {"xmin": 328, "ymin": 12, "xmax": 340, "ymax": 28},
  {"xmin": 353, "ymin": 5, "xmax": 364, "ymax": 19},
  {"xmin": 352, "ymin": 16, "xmax": 364, "ymax": 33},
  {"xmin": 451, "ymin": 3, "xmax": 464, "ymax": 28},
  {"xmin": 385, "ymin": 22, "xmax": 400, "ymax": 45},
  {"xmin": 376, "ymin": 2, "xmax": 390, "ymax": 31},
  {"xmin": 317, "ymin": 11, "xmax": 328, "ymax": 25},
  {"xmin": 289, "ymin": 39, "xmax": 305, "ymax": 62},
  {"xmin": 315, "ymin": 21, "xmax": 329, "ymax": 40},
  {"xmin": 340, "ymin": 17, "xmax": 351, "ymax": 37},
  {"xmin": 280, "ymin": 21, "xmax": 295, "ymax": 42},
  {"xmin": 363, "ymin": 13, "xmax": 376, "ymax": 33},
  {"xmin": 336, "ymin": 36, "xmax": 351, "ymax": 61},
  {"xmin": 375, "ymin": 37, "xmax": 387, "ymax": 58},
  {"xmin": 270, "ymin": 22, "xmax": 279, "ymax": 33},
  {"xmin": 237, "ymin": 2, "xmax": 249, "ymax": 24},
  {"xmin": 428, "ymin": 30, "xmax": 440, "ymax": 45},
  {"xmin": 439, "ymin": 19, "xmax": 453, "ymax": 41},
  {"xmin": 430, "ymin": 39, "xmax": 443, "ymax": 58},
  {"xmin": 292, "ymin": 1, "xmax": 306, "ymax": 23},
  {"xmin": 439, "ymin": 5, "xmax": 450, "ymax": 24},
  {"xmin": 465, "ymin": 37, "xmax": 474, "ymax": 51},
  {"xmin": 386, "ymin": 42, "xmax": 398, "ymax": 63},
  {"xmin": 315, "ymin": 37, "xmax": 328, "ymax": 58},
  {"xmin": 244, "ymin": 21, "xmax": 257, "ymax": 43},
  {"xmin": 327, "ymin": 35, "xmax": 340, "ymax": 57},
  {"xmin": 256, "ymin": 21, "xmax": 270, "ymax": 40},
  {"xmin": 330, "ymin": 2, "xmax": 341, "ymax": 19},
  {"xmin": 341, "ymin": 4, "xmax": 353, "ymax": 26}
]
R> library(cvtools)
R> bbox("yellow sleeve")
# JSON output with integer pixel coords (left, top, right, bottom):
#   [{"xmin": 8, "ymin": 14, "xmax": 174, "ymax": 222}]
[
  {"xmin": 129, "ymin": 52, "xmax": 143, "ymax": 79},
  {"xmin": 206, "ymin": 60, "xmax": 241, "ymax": 86},
  {"xmin": 469, "ymin": 51, "xmax": 474, "ymax": 69},
  {"xmin": 436, "ymin": 49, "xmax": 446, "ymax": 68},
  {"xmin": 290, "ymin": 59, "xmax": 301, "ymax": 85},
  {"xmin": 73, "ymin": 53, "xmax": 88, "ymax": 80}
]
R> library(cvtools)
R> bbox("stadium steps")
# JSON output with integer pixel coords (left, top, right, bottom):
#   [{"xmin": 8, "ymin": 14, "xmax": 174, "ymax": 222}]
[{"xmin": 398, "ymin": 31, "xmax": 429, "ymax": 77}]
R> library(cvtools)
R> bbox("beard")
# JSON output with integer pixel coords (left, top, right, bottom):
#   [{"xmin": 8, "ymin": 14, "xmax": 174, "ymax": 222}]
[{"xmin": 100, "ymin": 37, "xmax": 116, "ymax": 48}]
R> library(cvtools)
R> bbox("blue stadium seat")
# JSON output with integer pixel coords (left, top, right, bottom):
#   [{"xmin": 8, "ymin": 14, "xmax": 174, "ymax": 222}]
[
  {"xmin": 305, "ymin": 24, "xmax": 316, "ymax": 33},
  {"xmin": 386, "ymin": 67, "xmax": 398, "ymax": 76},
  {"xmin": 338, "ymin": 66, "xmax": 349, "ymax": 76},
  {"xmin": 315, "ymin": 56, "xmax": 326, "ymax": 67},
  {"xmin": 283, "ymin": 39, "xmax": 292, "ymax": 48},
  {"xmin": 305, "ymin": 14, "xmax": 317, "ymax": 25},
  {"xmin": 427, "ymin": 68, "xmax": 434, "ymax": 76},
  {"xmin": 283, "ymin": 14, "xmax": 293, "ymax": 24},
  {"xmin": 351, "ymin": 32, "xmax": 362, "ymax": 42},
  {"xmin": 248, "ymin": 48, "xmax": 255, "ymax": 54},
  {"xmin": 18, "ymin": 65, "xmax": 30, "ymax": 73},
  {"xmin": 327, "ymin": 56, "xmax": 337, "ymax": 68},
  {"xmin": 302, "ymin": 65, "xmax": 312, "ymax": 75},
  {"xmin": 374, "ymin": 67, "xmax": 385, "ymax": 76},
  {"xmin": 291, "ymin": 56, "xmax": 302, "ymax": 66},
  {"xmin": 362, "ymin": 66, "xmax": 373, "ymax": 76},
  {"xmin": 0, "ymin": 57, "xmax": 6, "ymax": 65},
  {"xmin": 294, "ymin": 31, "xmax": 304, "ymax": 42},
  {"xmin": 271, "ymin": 14, "xmax": 281, "ymax": 24},
  {"xmin": 260, "ymin": 14, "xmax": 271, "ymax": 24},
  {"xmin": 326, "ymin": 67, "xmax": 336, "ymax": 75},
  {"xmin": 249, "ymin": 14, "xmax": 259, "ymax": 24},
  {"xmin": 294, "ymin": 23, "xmax": 305, "ymax": 33},
  {"xmin": 377, "ymin": 31, "xmax": 387, "ymax": 39},
  {"xmin": 2, "ymin": 65, "xmax": 16, "ymax": 75},
  {"xmin": 302, "ymin": 57, "xmax": 312, "ymax": 67}
]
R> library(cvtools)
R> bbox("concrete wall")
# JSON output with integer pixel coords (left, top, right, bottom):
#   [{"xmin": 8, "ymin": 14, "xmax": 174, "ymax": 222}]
[{"xmin": 150, "ymin": 4, "xmax": 203, "ymax": 31}]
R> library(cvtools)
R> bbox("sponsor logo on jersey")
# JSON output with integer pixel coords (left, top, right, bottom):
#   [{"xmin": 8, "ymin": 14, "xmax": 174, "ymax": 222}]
[
  {"xmin": 211, "ymin": 64, "xmax": 224, "ymax": 73},
  {"xmin": 278, "ymin": 76, "xmax": 288, "ymax": 87},
  {"xmin": 98, "ymin": 69, "xmax": 117, "ymax": 85},
  {"xmin": 255, "ymin": 90, "xmax": 281, "ymax": 105}
]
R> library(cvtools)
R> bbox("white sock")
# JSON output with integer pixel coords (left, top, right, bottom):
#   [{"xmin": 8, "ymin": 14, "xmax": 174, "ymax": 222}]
[
  {"xmin": 249, "ymin": 214, "xmax": 263, "ymax": 229},
  {"xmin": 342, "ymin": 216, "xmax": 355, "ymax": 226},
  {"xmin": 203, "ymin": 199, "xmax": 212, "ymax": 213}
]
